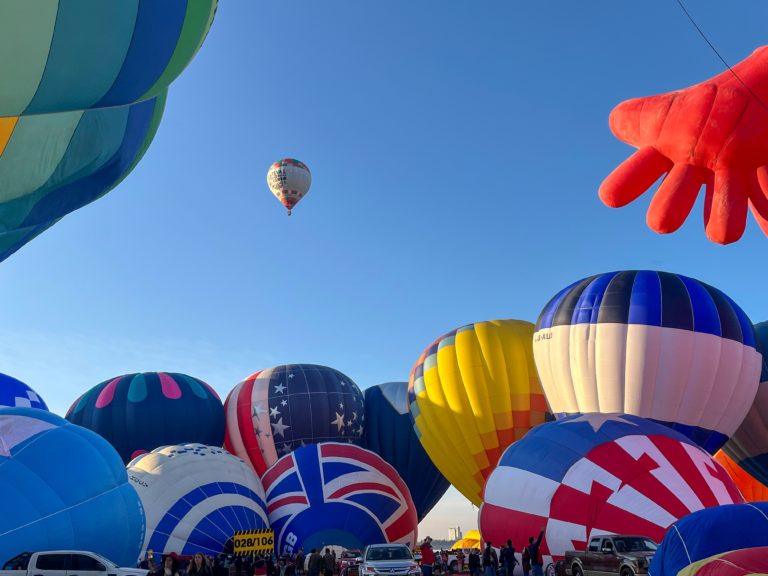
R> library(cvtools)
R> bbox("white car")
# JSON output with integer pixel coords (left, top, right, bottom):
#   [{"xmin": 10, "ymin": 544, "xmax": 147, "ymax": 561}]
[{"xmin": 0, "ymin": 551, "xmax": 148, "ymax": 576}]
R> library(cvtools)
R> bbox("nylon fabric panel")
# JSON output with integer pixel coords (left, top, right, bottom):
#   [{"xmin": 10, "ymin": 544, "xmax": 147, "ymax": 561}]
[
  {"xmin": 140, "ymin": 0, "xmax": 218, "ymax": 101},
  {"xmin": 536, "ymin": 279, "xmax": 582, "ymax": 330},
  {"xmin": 24, "ymin": 0, "xmax": 139, "ymax": 114},
  {"xmin": 658, "ymin": 272, "xmax": 694, "ymax": 331},
  {"xmin": 624, "ymin": 323, "xmax": 663, "ymax": 416},
  {"xmin": 594, "ymin": 323, "xmax": 628, "ymax": 412},
  {"xmin": 0, "ymin": 111, "xmax": 83, "ymax": 203},
  {"xmin": 0, "ymin": 118, "xmax": 18, "ymax": 156},
  {"xmin": 714, "ymin": 451, "xmax": 768, "ymax": 502},
  {"xmin": 597, "ymin": 270, "xmax": 637, "ymax": 324},
  {"xmin": 672, "ymin": 332, "xmax": 722, "ymax": 434},
  {"xmin": 535, "ymin": 325, "xmax": 579, "ymax": 413},
  {"xmin": 628, "ymin": 270, "xmax": 662, "ymax": 326},
  {"xmin": 0, "ymin": 2, "xmax": 58, "ymax": 116},
  {"xmin": 707, "ymin": 340, "xmax": 759, "ymax": 438},
  {"xmin": 704, "ymin": 284, "xmax": 745, "ymax": 344},
  {"xmin": 96, "ymin": 0, "xmax": 187, "ymax": 107}
]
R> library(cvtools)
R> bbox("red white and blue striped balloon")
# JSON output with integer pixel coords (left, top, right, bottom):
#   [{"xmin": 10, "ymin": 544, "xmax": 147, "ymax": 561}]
[
  {"xmin": 263, "ymin": 442, "xmax": 417, "ymax": 556},
  {"xmin": 479, "ymin": 414, "xmax": 744, "ymax": 567},
  {"xmin": 533, "ymin": 271, "xmax": 762, "ymax": 454}
]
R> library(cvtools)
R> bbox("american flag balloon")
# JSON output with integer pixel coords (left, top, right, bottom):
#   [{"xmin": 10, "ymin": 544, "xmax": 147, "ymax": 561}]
[
  {"xmin": 225, "ymin": 364, "xmax": 365, "ymax": 476},
  {"xmin": 263, "ymin": 442, "xmax": 417, "ymax": 555},
  {"xmin": 479, "ymin": 414, "xmax": 744, "ymax": 567}
]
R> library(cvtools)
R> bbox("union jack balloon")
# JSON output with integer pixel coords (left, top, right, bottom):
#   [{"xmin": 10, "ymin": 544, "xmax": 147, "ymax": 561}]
[
  {"xmin": 479, "ymin": 414, "xmax": 744, "ymax": 568},
  {"xmin": 263, "ymin": 442, "xmax": 417, "ymax": 555}
]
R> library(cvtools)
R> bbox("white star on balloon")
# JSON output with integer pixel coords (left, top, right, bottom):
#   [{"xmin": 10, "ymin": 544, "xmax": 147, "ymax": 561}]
[
  {"xmin": 331, "ymin": 412, "xmax": 346, "ymax": 432},
  {"xmin": 273, "ymin": 417, "xmax": 290, "ymax": 438},
  {"xmin": 274, "ymin": 383, "xmax": 287, "ymax": 394},
  {"xmin": 252, "ymin": 403, "xmax": 265, "ymax": 418},
  {"xmin": 288, "ymin": 373, "xmax": 295, "ymax": 379},
  {"xmin": 339, "ymin": 402, "xmax": 344, "ymax": 410},
  {"xmin": 270, "ymin": 406, "xmax": 280, "ymax": 418},
  {"xmin": 279, "ymin": 443, "xmax": 292, "ymax": 456},
  {"xmin": 564, "ymin": 413, "xmax": 639, "ymax": 433},
  {"xmin": 281, "ymin": 399, "xmax": 288, "ymax": 407}
]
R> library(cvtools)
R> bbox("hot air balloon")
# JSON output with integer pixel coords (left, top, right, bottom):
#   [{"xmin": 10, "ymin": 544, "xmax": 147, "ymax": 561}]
[
  {"xmin": 0, "ymin": 407, "xmax": 145, "ymax": 566},
  {"xmin": 263, "ymin": 442, "xmax": 417, "ymax": 555},
  {"xmin": 128, "ymin": 444, "xmax": 269, "ymax": 555},
  {"xmin": 714, "ymin": 451, "xmax": 768, "ymax": 502},
  {"xmin": 479, "ymin": 414, "xmax": 745, "ymax": 568},
  {"xmin": 0, "ymin": 373, "xmax": 47, "ymax": 410},
  {"xmin": 267, "ymin": 159, "xmax": 311, "ymax": 215},
  {"xmin": 722, "ymin": 320, "xmax": 768, "ymax": 485},
  {"xmin": 649, "ymin": 503, "xmax": 768, "ymax": 576},
  {"xmin": 599, "ymin": 46, "xmax": 768, "ymax": 244},
  {"xmin": 0, "ymin": 95, "xmax": 165, "ymax": 262},
  {"xmin": 66, "ymin": 372, "xmax": 225, "ymax": 463},
  {"xmin": 0, "ymin": 0, "xmax": 217, "ymax": 261},
  {"xmin": 674, "ymin": 548, "xmax": 768, "ymax": 576},
  {"xmin": 408, "ymin": 319, "xmax": 550, "ymax": 506},
  {"xmin": 533, "ymin": 271, "xmax": 762, "ymax": 454},
  {"xmin": 0, "ymin": 1, "xmax": 218, "ymax": 116},
  {"xmin": 363, "ymin": 382, "xmax": 450, "ymax": 521},
  {"xmin": 225, "ymin": 364, "xmax": 365, "ymax": 476}
]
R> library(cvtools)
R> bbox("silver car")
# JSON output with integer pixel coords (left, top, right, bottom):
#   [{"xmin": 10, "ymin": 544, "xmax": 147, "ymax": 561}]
[{"xmin": 359, "ymin": 544, "xmax": 421, "ymax": 576}]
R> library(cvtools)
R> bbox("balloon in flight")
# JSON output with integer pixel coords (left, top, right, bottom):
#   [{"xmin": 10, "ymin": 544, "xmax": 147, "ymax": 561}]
[{"xmin": 267, "ymin": 159, "xmax": 311, "ymax": 215}]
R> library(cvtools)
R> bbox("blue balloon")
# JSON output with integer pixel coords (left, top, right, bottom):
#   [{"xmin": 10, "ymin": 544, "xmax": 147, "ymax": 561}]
[
  {"xmin": 0, "ymin": 407, "xmax": 145, "ymax": 566},
  {"xmin": 363, "ymin": 382, "xmax": 449, "ymax": 521},
  {"xmin": 650, "ymin": 503, "xmax": 768, "ymax": 576},
  {"xmin": 0, "ymin": 373, "xmax": 48, "ymax": 410}
]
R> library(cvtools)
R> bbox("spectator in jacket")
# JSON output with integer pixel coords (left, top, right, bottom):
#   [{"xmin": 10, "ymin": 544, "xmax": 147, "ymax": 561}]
[
  {"xmin": 500, "ymin": 541, "xmax": 517, "ymax": 576},
  {"xmin": 421, "ymin": 537, "xmax": 435, "ymax": 576},
  {"xmin": 527, "ymin": 531, "xmax": 544, "ymax": 576},
  {"xmin": 482, "ymin": 543, "xmax": 498, "ymax": 576}
]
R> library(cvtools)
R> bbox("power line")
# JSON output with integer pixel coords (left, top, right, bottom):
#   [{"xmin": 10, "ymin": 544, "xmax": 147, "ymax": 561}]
[{"xmin": 675, "ymin": 0, "xmax": 768, "ymax": 113}]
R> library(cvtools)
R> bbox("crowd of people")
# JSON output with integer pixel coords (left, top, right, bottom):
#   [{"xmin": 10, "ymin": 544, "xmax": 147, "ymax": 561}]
[
  {"xmin": 140, "ymin": 530, "xmax": 546, "ymax": 576},
  {"xmin": 141, "ymin": 547, "xmax": 342, "ymax": 576},
  {"xmin": 419, "ymin": 530, "xmax": 545, "ymax": 576}
]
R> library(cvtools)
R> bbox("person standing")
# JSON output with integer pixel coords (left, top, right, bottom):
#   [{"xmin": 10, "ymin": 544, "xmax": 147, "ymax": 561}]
[
  {"xmin": 308, "ymin": 550, "xmax": 323, "ymax": 576},
  {"xmin": 421, "ymin": 537, "xmax": 435, "ymax": 576},
  {"xmin": 482, "ymin": 543, "xmax": 498, "ymax": 576},
  {"xmin": 189, "ymin": 554, "xmax": 214, "ymax": 576},
  {"xmin": 527, "ymin": 531, "xmax": 544, "ymax": 576},
  {"xmin": 323, "ymin": 549, "xmax": 334, "ymax": 576},
  {"xmin": 500, "ymin": 541, "xmax": 516, "ymax": 576},
  {"xmin": 468, "ymin": 550, "xmax": 480, "ymax": 576},
  {"xmin": 295, "ymin": 549, "xmax": 305, "ymax": 576}
]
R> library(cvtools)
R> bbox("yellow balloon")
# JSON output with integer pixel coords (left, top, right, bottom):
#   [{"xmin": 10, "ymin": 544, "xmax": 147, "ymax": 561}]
[{"xmin": 407, "ymin": 319, "xmax": 550, "ymax": 506}]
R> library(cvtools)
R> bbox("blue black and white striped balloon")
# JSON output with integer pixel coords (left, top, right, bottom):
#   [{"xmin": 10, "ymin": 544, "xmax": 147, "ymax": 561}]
[
  {"xmin": 533, "ymin": 270, "xmax": 763, "ymax": 453},
  {"xmin": 0, "ymin": 373, "xmax": 48, "ymax": 410},
  {"xmin": 127, "ymin": 444, "xmax": 268, "ymax": 555}
]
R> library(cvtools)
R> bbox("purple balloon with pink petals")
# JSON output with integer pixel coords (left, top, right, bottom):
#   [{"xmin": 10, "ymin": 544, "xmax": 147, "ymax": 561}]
[{"xmin": 65, "ymin": 372, "xmax": 225, "ymax": 463}]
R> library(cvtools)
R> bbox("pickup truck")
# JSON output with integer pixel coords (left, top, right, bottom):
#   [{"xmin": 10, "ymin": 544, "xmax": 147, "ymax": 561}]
[
  {"xmin": 0, "ymin": 551, "xmax": 148, "ymax": 576},
  {"xmin": 564, "ymin": 535, "xmax": 657, "ymax": 576}
]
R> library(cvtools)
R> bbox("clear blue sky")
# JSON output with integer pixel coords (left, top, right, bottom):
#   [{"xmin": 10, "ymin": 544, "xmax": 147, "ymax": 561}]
[{"xmin": 1, "ymin": 1, "xmax": 767, "ymax": 538}]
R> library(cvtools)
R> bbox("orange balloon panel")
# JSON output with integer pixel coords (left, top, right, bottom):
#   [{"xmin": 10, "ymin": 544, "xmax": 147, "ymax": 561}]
[{"xmin": 715, "ymin": 450, "xmax": 768, "ymax": 502}]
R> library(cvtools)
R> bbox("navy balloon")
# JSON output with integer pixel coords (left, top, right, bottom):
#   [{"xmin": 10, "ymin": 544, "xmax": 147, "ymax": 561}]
[
  {"xmin": 0, "ymin": 373, "xmax": 48, "ymax": 410},
  {"xmin": 0, "ymin": 407, "xmax": 145, "ymax": 565},
  {"xmin": 363, "ymin": 382, "xmax": 450, "ymax": 521},
  {"xmin": 65, "ymin": 372, "xmax": 225, "ymax": 463}
]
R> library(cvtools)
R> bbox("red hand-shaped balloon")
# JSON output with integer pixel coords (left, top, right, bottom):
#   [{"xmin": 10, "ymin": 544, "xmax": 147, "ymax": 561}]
[{"xmin": 600, "ymin": 46, "xmax": 768, "ymax": 244}]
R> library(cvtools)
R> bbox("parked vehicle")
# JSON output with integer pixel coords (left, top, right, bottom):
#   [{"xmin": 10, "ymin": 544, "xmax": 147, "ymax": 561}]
[
  {"xmin": 359, "ymin": 544, "xmax": 421, "ymax": 576},
  {"xmin": 0, "ymin": 551, "xmax": 148, "ymax": 576},
  {"xmin": 338, "ymin": 551, "xmax": 362, "ymax": 574},
  {"xmin": 564, "ymin": 536, "xmax": 657, "ymax": 576}
]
